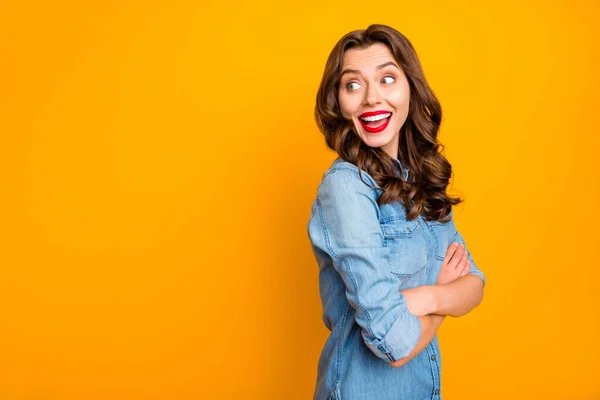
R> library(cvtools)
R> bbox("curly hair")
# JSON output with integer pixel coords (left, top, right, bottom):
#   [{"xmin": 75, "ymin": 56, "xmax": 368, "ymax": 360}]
[{"xmin": 315, "ymin": 24, "xmax": 462, "ymax": 222}]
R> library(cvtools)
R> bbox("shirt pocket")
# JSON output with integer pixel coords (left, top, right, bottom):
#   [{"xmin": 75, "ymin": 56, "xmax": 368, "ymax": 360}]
[
  {"xmin": 379, "ymin": 205, "xmax": 428, "ymax": 278},
  {"xmin": 426, "ymin": 219, "xmax": 453, "ymax": 261}
]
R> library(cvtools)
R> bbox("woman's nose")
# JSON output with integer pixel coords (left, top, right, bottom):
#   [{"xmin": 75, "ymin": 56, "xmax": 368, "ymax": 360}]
[{"xmin": 362, "ymin": 84, "xmax": 382, "ymax": 106}]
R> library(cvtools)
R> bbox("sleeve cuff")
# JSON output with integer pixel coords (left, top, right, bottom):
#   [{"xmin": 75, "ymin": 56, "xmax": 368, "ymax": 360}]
[{"xmin": 362, "ymin": 308, "xmax": 422, "ymax": 362}]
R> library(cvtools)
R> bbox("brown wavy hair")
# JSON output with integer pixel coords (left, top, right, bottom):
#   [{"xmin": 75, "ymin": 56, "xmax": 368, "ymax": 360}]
[{"xmin": 315, "ymin": 24, "xmax": 462, "ymax": 222}]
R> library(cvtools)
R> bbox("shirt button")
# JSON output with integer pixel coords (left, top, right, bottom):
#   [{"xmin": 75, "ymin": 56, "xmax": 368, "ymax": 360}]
[
  {"xmin": 430, "ymin": 355, "xmax": 436, "ymax": 361},
  {"xmin": 434, "ymin": 390, "xmax": 440, "ymax": 395}
]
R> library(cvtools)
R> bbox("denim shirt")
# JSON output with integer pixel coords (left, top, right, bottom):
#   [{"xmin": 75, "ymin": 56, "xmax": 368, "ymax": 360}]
[{"xmin": 306, "ymin": 158, "xmax": 486, "ymax": 400}]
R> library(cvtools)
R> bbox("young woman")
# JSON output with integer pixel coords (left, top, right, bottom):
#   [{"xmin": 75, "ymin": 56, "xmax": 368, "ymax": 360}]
[{"xmin": 307, "ymin": 24, "xmax": 486, "ymax": 400}]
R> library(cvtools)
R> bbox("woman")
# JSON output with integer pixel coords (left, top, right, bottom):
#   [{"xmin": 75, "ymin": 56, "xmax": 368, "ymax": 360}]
[{"xmin": 306, "ymin": 24, "xmax": 486, "ymax": 400}]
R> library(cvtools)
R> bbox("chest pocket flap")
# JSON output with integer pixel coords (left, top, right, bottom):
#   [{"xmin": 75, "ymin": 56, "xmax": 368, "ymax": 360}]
[{"xmin": 379, "ymin": 203, "xmax": 428, "ymax": 277}]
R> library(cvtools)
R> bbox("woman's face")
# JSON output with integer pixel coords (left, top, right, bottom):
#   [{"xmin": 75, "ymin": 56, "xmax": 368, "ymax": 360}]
[{"xmin": 338, "ymin": 42, "xmax": 410, "ymax": 159}]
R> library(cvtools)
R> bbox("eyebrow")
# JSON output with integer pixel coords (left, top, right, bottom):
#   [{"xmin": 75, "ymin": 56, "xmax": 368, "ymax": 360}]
[{"xmin": 340, "ymin": 61, "xmax": 401, "ymax": 78}]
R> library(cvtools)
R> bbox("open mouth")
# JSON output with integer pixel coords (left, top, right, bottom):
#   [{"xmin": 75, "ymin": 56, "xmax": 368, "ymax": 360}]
[{"xmin": 359, "ymin": 112, "xmax": 392, "ymax": 133}]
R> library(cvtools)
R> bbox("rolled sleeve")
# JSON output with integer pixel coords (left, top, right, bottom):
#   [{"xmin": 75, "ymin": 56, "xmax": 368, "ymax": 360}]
[
  {"xmin": 362, "ymin": 298, "xmax": 423, "ymax": 362},
  {"xmin": 309, "ymin": 168, "xmax": 421, "ymax": 362}
]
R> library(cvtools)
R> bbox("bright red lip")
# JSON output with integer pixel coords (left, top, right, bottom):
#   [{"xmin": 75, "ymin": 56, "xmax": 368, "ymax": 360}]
[
  {"xmin": 359, "ymin": 110, "xmax": 392, "ymax": 118},
  {"xmin": 359, "ymin": 111, "xmax": 392, "ymax": 133}
]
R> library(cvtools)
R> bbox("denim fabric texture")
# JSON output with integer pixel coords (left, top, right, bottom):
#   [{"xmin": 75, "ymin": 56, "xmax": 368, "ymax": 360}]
[{"xmin": 307, "ymin": 158, "xmax": 486, "ymax": 400}]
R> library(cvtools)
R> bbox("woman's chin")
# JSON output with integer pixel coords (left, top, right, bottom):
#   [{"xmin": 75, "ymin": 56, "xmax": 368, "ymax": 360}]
[{"xmin": 361, "ymin": 135, "xmax": 391, "ymax": 149}]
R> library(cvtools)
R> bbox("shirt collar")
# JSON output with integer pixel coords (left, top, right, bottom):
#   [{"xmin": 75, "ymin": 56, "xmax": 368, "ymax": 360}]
[{"xmin": 392, "ymin": 157, "xmax": 410, "ymax": 181}]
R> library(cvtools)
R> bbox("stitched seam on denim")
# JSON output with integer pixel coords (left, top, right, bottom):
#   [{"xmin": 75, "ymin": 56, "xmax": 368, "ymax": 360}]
[
  {"xmin": 424, "ymin": 219, "xmax": 443, "ymax": 261},
  {"xmin": 316, "ymin": 171, "xmax": 377, "ymax": 339},
  {"xmin": 316, "ymin": 197, "xmax": 337, "ymax": 258},
  {"xmin": 317, "ymin": 168, "xmax": 380, "ymax": 223},
  {"xmin": 424, "ymin": 344, "xmax": 439, "ymax": 398},
  {"xmin": 333, "ymin": 305, "xmax": 350, "ymax": 393},
  {"xmin": 326, "ymin": 165, "xmax": 380, "ymax": 190},
  {"xmin": 385, "ymin": 222, "xmax": 428, "ymax": 273},
  {"xmin": 380, "ymin": 220, "xmax": 420, "ymax": 238},
  {"xmin": 334, "ymin": 159, "xmax": 409, "ymax": 185},
  {"xmin": 433, "ymin": 345, "xmax": 442, "ymax": 395},
  {"xmin": 433, "ymin": 348, "xmax": 442, "ymax": 397},
  {"xmin": 340, "ymin": 256, "xmax": 375, "ymax": 339},
  {"xmin": 325, "ymin": 388, "xmax": 336, "ymax": 400},
  {"xmin": 389, "ymin": 264, "xmax": 427, "ymax": 278},
  {"xmin": 327, "ymin": 384, "xmax": 341, "ymax": 400},
  {"xmin": 315, "ymin": 195, "xmax": 345, "ymax": 397},
  {"xmin": 316, "ymin": 193, "xmax": 379, "ymax": 385},
  {"xmin": 380, "ymin": 343, "xmax": 395, "ymax": 362},
  {"xmin": 379, "ymin": 215, "xmax": 418, "ymax": 225},
  {"xmin": 318, "ymin": 167, "xmax": 405, "ymax": 360}
]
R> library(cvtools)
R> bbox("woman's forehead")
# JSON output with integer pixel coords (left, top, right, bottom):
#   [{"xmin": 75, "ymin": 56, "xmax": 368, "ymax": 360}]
[{"xmin": 342, "ymin": 43, "xmax": 397, "ymax": 70}]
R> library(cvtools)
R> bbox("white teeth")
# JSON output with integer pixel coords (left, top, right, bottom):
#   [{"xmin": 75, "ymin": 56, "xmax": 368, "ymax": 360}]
[{"xmin": 360, "ymin": 113, "xmax": 391, "ymax": 122}]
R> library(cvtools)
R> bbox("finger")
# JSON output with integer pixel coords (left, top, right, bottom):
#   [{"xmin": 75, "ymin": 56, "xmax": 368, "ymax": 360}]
[
  {"xmin": 443, "ymin": 242, "xmax": 460, "ymax": 266},
  {"xmin": 460, "ymin": 248, "xmax": 468, "ymax": 265},
  {"xmin": 459, "ymin": 253, "xmax": 470, "ymax": 276},
  {"xmin": 448, "ymin": 244, "xmax": 465, "ymax": 269},
  {"xmin": 460, "ymin": 260, "xmax": 471, "ymax": 276},
  {"xmin": 442, "ymin": 242, "xmax": 459, "ymax": 266},
  {"xmin": 456, "ymin": 249, "xmax": 468, "ymax": 268}
]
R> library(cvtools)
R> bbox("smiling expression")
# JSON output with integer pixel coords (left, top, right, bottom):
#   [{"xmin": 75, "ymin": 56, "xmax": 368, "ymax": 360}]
[{"xmin": 338, "ymin": 42, "xmax": 410, "ymax": 158}]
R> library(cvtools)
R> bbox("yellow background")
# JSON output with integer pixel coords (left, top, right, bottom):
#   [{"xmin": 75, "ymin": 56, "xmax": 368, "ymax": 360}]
[{"xmin": 1, "ymin": 1, "xmax": 599, "ymax": 399}]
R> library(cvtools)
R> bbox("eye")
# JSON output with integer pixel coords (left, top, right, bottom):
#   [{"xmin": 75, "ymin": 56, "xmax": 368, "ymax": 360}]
[
  {"xmin": 382, "ymin": 75, "xmax": 395, "ymax": 84},
  {"xmin": 346, "ymin": 81, "xmax": 361, "ymax": 91}
]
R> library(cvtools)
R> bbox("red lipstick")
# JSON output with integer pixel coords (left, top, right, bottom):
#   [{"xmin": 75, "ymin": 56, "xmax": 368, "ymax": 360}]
[{"xmin": 358, "ymin": 110, "xmax": 392, "ymax": 134}]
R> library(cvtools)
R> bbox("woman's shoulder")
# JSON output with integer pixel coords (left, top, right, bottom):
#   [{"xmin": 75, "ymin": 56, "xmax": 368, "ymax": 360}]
[
  {"xmin": 321, "ymin": 158, "xmax": 377, "ymax": 185},
  {"xmin": 317, "ymin": 158, "xmax": 380, "ymax": 195}
]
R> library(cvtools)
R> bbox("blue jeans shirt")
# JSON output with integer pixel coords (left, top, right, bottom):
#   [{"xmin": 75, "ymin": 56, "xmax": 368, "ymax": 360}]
[{"xmin": 306, "ymin": 158, "xmax": 486, "ymax": 400}]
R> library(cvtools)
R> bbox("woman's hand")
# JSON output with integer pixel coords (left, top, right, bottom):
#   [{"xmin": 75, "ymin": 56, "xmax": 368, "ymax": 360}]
[
  {"xmin": 400, "ymin": 286, "xmax": 435, "ymax": 316},
  {"xmin": 436, "ymin": 242, "xmax": 470, "ymax": 285},
  {"xmin": 401, "ymin": 242, "xmax": 473, "ymax": 317}
]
